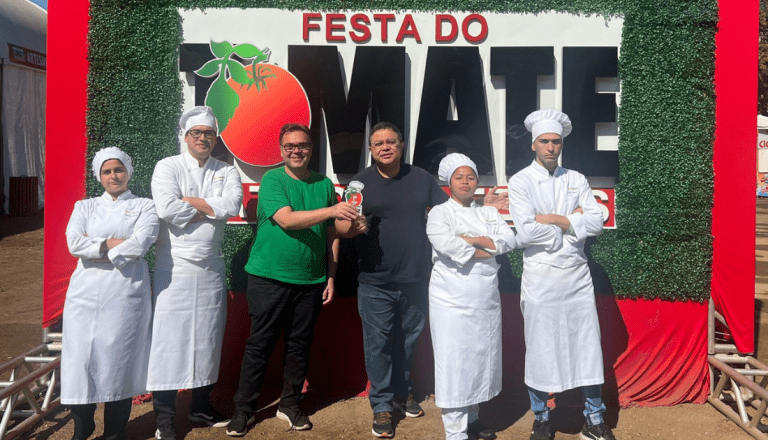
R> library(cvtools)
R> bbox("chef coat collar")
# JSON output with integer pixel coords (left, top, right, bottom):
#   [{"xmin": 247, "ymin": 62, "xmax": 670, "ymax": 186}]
[
  {"xmin": 100, "ymin": 189, "xmax": 133, "ymax": 202},
  {"xmin": 183, "ymin": 150, "xmax": 212, "ymax": 169},
  {"xmin": 447, "ymin": 196, "xmax": 481, "ymax": 209},
  {"xmin": 530, "ymin": 159, "xmax": 565, "ymax": 178}
]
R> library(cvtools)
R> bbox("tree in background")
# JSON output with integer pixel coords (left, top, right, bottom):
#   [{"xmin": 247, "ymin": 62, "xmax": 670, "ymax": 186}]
[{"xmin": 760, "ymin": 0, "xmax": 768, "ymax": 115}]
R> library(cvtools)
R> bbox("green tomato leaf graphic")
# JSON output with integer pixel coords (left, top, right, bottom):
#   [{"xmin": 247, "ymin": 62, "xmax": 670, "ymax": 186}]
[
  {"xmin": 205, "ymin": 76, "xmax": 239, "ymax": 133},
  {"xmin": 232, "ymin": 44, "xmax": 268, "ymax": 62},
  {"xmin": 210, "ymin": 40, "xmax": 233, "ymax": 59},
  {"xmin": 195, "ymin": 59, "xmax": 223, "ymax": 78},
  {"xmin": 227, "ymin": 60, "xmax": 252, "ymax": 86}
]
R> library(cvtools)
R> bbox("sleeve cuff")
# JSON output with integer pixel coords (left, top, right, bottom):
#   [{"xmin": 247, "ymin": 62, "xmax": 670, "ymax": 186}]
[
  {"xmin": 204, "ymin": 198, "xmax": 225, "ymax": 219},
  {"xmin": 566, "ymin": 213, "xmax": 586, "ymax": 240},
  {"xmin": 454, "ymin": 243, "xmax": 478, "ymax": 267},
  {"xmin": 487, "ymin": 234, "xmax": 517, "ymax": 255},
  {"xmin": 107, "ymin": 247, "xmax": 127, "ymax": 269}
]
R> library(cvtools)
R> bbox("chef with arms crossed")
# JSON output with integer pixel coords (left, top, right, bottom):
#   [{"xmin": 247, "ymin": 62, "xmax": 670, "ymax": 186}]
[
  {"xmin": 148, "ymin": 106, "xmax": 243, "ymax": 440},
  {"xmin": 62, "ymin": 147, "xmax": 158, "ymax": 440},
  {"xmin": 426, "ymin": 153, "xmax": 517, "ymax": 440},
  {"xmin": 507, "ymin": 109, "xmax": 615, "ymax": 440}
]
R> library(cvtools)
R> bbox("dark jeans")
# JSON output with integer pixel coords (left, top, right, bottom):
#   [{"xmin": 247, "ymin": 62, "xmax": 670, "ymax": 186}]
[
  {"xmin": 153, "ymin": 384, "xmax": 214, "ymax": 427},
  {"xmin": 233, "ymin": 274, "xmax": 324, "ymax": 413},
  {"xmin": 357, "ymin": 281, "xmax": 427, "ymax": 414},
  {"xmin": 70, "ymin": 398, "xmax": 132, "ymax": 440}
]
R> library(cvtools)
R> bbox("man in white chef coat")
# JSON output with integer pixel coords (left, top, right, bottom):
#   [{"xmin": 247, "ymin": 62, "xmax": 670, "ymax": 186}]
[
  {"xmin": 148, "ymin": 106, "xmax": 243, "ymax": 440},
  {"xmin": 507, "ymin": 109, "xmax": 616, "ymax": 440}
]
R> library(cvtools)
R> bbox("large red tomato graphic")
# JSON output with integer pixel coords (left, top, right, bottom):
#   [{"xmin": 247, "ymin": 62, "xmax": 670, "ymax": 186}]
[{"xmin": 220, "ymin": 64, "xmax": 311, "ymax": 167}]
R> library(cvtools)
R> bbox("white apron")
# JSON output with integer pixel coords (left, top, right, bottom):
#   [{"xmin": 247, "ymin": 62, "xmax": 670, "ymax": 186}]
[
  {"xmin": 426, "ymin": 199, "xmax": 517, "ymax": 408},
  {"xmin": 508, "ymin": 161, "xmax": 606, "ymax": 393},
  {"xmin": 147, "ymin": 153, "xmax": 242, "ymax": 390},
  {"xmin": 61, "ymin": 191, "xmax": 158, "ymax": 404}
]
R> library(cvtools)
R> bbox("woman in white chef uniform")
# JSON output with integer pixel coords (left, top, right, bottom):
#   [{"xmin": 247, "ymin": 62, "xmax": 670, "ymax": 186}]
[
  {"xmin": 426, "ymin": 153, "xmax": 518, "ymax": 440},
  {"xmin": 61, "ymin": 147, "xmax": 158, "ymax": 440}
]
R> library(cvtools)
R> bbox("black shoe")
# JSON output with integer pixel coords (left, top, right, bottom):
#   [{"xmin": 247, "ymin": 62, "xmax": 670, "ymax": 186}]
[
  {"xmin": 189, "ymin": 404, "xmax": 231, "ymax": 428},
  {"xmin": 225, "ymin": 410, "xmax": 255, "ymax": 437},
  {"xmin": 530, "ymin": 419, "xmax": 552, "ymax": 440},
  {"xmin": 580, "ymin": 422, "xmax": 616, "ymax": 440},
  {"xmin": 372, "ymin": 411, "xmax": 394, "ymax": 438},
  {"xmin": 468, "ymin": 419, "xmax": 497, "ymax": 440},
  {"xmin": 276, "ymin": 406, "xmax": 312, "ymax": 431},
  {"xmin": 393, "ymin": 393, "xmax": 424, "ymax": 418},
  {"xmin": 155, "ymin": 420, "xmax": 176, "ymax": 440}
]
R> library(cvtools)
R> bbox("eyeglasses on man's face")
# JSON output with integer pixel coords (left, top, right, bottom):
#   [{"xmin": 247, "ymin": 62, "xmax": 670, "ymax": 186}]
[
  {"xmin": 371, "ymin": 138, "xmax": 400, "ymax": 149},
  {"xmin": 282, "ymin": 142, "xmax": 312, "ymax": 153},
  {"xmin": 187, "ymin": 129, "xmax": 217, "ymax": 139}
]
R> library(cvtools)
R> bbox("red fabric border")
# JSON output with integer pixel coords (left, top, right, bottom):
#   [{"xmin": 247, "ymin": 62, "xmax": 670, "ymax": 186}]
[
  {"xmin": 43, "ymin": 0, "xmax": 90, "ymax": 326},
  {"xmin": 711, "ymin": 0, "xmax": 758, "ymax": 353},
  {"xmin": 611, "ymin": 298, "xmax": 708, "ymax": 406}
]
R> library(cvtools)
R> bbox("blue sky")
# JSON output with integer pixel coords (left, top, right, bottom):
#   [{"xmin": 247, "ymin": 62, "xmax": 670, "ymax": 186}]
[{"xmin": 28, "ymin": 0, "xmax": 47, "ymax": 10}]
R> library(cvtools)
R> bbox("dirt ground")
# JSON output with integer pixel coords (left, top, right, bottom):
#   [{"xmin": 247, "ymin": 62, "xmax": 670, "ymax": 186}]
[{"xmin": 2, "ymin": 203, "xmax": 767, "ymax": 440}]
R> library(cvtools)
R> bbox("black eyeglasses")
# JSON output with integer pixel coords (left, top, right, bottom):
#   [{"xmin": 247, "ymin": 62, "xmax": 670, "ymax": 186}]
[
  {"xmin": 188, "ymin": 129, "xmax": 217, "ymax": 139},
  {"xmin": 282, "ymin": 142, "xmax": 312, "ymax": 152}
]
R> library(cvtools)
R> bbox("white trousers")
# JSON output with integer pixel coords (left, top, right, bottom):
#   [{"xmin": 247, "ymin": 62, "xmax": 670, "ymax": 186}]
[{"xmin": 441, "ymin": 404, "xmax": 479, "ymax": 440}]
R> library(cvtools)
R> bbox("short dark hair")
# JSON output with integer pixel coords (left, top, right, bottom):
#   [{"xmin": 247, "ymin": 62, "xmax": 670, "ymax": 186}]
[
  {"xmin": 369, "ymin": 122, "xmax": 403, "ymax": 145},
  {"xmin": 279, "ymin": 123, "xmax": 312, "ymax": 145}
]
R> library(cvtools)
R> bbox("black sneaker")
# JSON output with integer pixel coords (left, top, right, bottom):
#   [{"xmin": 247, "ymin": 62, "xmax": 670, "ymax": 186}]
[
  {"xmin": 155, "ymin": 420, "xmax": 176, "ymax": 440},
  {"xmin": 189, "ymin": 404, "xmax": 231, "ymax": 428},
  {"xmin": 225, "ymin": 410, "xmax": 255, "ymax": 437},
  {"xmin": 372, "ymin": 411, "xmax": 394, "ymax": 438},
  {"xmin": 530, "ymin": 419, "xmax": 552, "ymax": 440},
  {"xmin": 393, "ymin": 394, "xmax": 424, "ymax": 418},
  {"xmin": 468, "ymin": 419, "xmax": 497, "ymax": 440},
  {"xmin": 580, "ymin": 422, "xmax": 616, "ymax": 440},
  {"xmin": 276, "ymin": 407, "xmax": 312, "ymax": 431}
]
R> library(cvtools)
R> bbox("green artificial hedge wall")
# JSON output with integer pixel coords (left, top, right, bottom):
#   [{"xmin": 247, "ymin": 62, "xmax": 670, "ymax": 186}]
[{"xmin": 85, "ymin": 0, "xmax": 717, "ymax": 301}]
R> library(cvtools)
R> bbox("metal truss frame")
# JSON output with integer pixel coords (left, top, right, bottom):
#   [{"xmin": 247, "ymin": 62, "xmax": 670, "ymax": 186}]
[
  {"xmin": 0, "ymin": 330, "xmax": 61, "ymax": 440},
  {"xmin": 708, "ymin": 300, "xmax": 768, "ymax": 439}
]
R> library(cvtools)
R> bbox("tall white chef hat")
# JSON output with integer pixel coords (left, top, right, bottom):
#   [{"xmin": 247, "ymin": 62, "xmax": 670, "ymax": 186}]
[
  {"xmin": 92, "ymin": 147, "xmax": 133, "ymax": 180},
  {"xmin": 180, "ymin": 106, "xmax": 218, "ymax": 133},
  {"xmin": 438, "ymin": 153, "xmax": 478, "ymax": 182},
  {"xmin": 524, "ymin": 109, "xmax": 572, "ymax": 141}
]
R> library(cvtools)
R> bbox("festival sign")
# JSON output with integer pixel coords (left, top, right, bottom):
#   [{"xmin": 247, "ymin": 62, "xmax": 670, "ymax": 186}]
[
  {"xmin": 45, "ymin": 0, "xmax": 757, "ymax": 410},
  {"xmin": 179, "ymin": 9, "xmax": 621, "ymax": 227}
]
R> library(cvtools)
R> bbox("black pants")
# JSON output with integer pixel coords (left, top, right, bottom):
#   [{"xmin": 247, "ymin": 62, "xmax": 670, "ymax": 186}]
[
  {"xmin": 153, "ymin": 384, "xmax": 214, "ymax": 427},
  {"xmin": 70, "ymin": 398, "xmax": 132, "ymax": 440},
  {"xmin": 233, "ymin": 274, "xmax": 324, "ymax": 413}
]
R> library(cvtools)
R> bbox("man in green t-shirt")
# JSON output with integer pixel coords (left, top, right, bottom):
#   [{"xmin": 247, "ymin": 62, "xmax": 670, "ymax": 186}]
[{"xmin": 226, "ymin": 124, "xmax": 359, "ymax": 437}]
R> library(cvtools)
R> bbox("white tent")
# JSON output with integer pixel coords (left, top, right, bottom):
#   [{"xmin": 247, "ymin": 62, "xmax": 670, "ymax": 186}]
[{"xmin": 0, "ymin": 0, "xmax": 46, "ymax": 214}]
